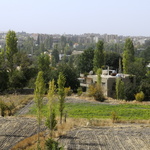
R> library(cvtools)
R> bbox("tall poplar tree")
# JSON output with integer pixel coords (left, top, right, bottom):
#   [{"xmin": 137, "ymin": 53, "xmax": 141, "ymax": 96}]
[
  {"xmin": 122, "ymin": 38, "xmax": 134, "ymax": 74},
  {"xmin": 52, "ymin": 44, "xmax": 59, "ymax": 64},
  {"xmin": 97, "ymin": 68, "xmax": 102, "ymax": 85},
  {"xmin": 46, "ymin": 79, "xmax": 57, "ymax": 138},
  {"xmin": 116, "ymin": 78, "xmax": 124, "ymax": 100},
  {"xmin": 93, "ymin": 40, "xmax": 104, "ymax": 72},
  {"xmin": 34, "ymin": 71, "xmax": 45, "ymax": 149},
  {"xmin": 6, "ymin": 30, "xmax": 18, "ymax": 73},
  {"xmin": 57, "ymin": 72, "xmax": 66, "ymax": 124},
  {"xmin": 124, "ymin": 38, "xmax": 134, "ymax": 61}
]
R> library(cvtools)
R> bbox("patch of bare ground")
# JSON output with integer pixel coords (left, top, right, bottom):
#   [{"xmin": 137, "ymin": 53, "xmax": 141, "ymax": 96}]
[
  {"xmin": 1, "ymin": 94, "xmax": 150, "ymax": 150},
  {"xmin": 0, "ymin": 116, "xmax": 46, "ymax": 150},
  {"xmin": 67, "ymin": 94, "xmax": 150, "ymax": 105},
  {"xmin": 58, "ymin": 124, "xmax": 150, "ymax": 150}
]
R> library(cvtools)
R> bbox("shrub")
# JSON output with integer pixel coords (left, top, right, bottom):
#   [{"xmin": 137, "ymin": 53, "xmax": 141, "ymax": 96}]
[
  {"xmin": 65, "ymin": 87, "xmax": 72, "ymax": 96},
  {"xmin": 111, "ymin": 111, "xmax": 119, "ymax": 123},
  {"xmin": 6, "ymin": 101, "xmax": 15, "ymax": 116},
  {"xmin": 135, "ymin": 91, "xmax": 145, "ymax": 102},
  {"xmin": 88, "ymin": 84, "xmax": 105, "ymax": 102},
  {"xmin": 0, "ymin": 100, "xmax": 7, "ymax": 117},
  {"xmin": 124, "ymin": 82, "xmax": 136, "ymax": 100},
  {"xmin": 139, "ymin": 80, "xmax": 150, "ymax": 101},
  {"xmin": 45, "ymin": 138, "xmax": 63, "ymax": 150},
  {"xmin": 77, "ymin": 87, "xmax": 83, "ymax": 96}
]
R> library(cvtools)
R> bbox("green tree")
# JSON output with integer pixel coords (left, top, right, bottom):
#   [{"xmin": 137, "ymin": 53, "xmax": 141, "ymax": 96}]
[
  {"xmin": 52, "ymin": 44, "xmax": 59, "ymax": 64},
  {"xmin": 44, "ymin": 36, "xmax": 53, "ymax": 49},
  {"xmin": 6, "ymin": 30, "xmax": 18, "ymax": 73},
  {"xmin": 9, "ymin": 70, "xmax": 25, "ymax": 90},
  {"xmin": 39, "ymin": 43, "xmax": 47, "ymax": 53},
  {"xmin": 0, "ymin": 49, "xmax": 5, "ymax": 69},
  {"xmin": 140, "ymin": 46, "xmax": 150, "ymax": 63},
  {"xmin": 61, "ymin": 36, "xmax": 67, "ymax": 52},
  {"xmin": 38, "ymin": 53, "xmax": 50, "ymax": 72},
  {"xmin": 21, "ymin": 37, "xmax": 34, "ymax": 54},
  {"xmin": 116, "ymin": 78, "xmax": 125, "ymax": 100},
  {"xmin": 37, "ymin": 53, "xmax": 51, "ymax": 88},
  {"xmin": 57, "ymin": 63, "xmax": 80, "ymax": 91},
  {"xmin": 77, "ymin": 47, "xmax": 94, "ymax": 73},
  {"xmin": 34, "ymin": 71, "xmax": 45, "ymax": 149},
  {"xmin": 46, "ymin": 80, "xmax": 57, "ymax": 138},
  {"xmin": 93, "ymin": 40, "xmax": 104, "ymax": 72},
  {"xmin": 122, "ymin": 38, "xmax": 134, "ymax": 74},
  {"xmin": 5, "ymin": 31, "xmax": 24, "ymax": 90},
  {"xmin": 97, "ymin": 68, "xmax": 102, "ymax": 85},
  {"xmin": 57, "ymin": 72, "xmax": 66, "ymax": 124},
  {"xmin": 0, "ymin": 70, "xmax": 8, "ymax": 92},
  {"xmin": 104, "ymin": 51, "xmax": 120, "ymax": 70},
  {"xmin": 124, "ymin": 38, "xmax": 134, "ymax": 60},
  {"xmin": 0, "ymin": 49, "xmax": 8, "ymax": 92},
  {"xmin": 128, "ymin": 58, "xmax": 146, "ymax": 85},
  {"xmin": 122, "ymin": 50, "xmax": 130, "ymax": 74}
]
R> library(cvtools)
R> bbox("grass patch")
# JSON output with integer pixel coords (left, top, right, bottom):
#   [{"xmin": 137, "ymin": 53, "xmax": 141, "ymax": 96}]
[
  {"xmin": 29, "ymin": 102, "xmax": 150, "ymax": 121},
  {"xmin": 66, "ymin": 103, "xmax": 150, "ymax": 120}
]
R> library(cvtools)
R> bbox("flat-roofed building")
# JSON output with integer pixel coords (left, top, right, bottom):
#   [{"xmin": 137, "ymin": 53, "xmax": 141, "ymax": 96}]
[{"xmin": 79, "ymin": 70, "xmax": 136, "ymax": 98}]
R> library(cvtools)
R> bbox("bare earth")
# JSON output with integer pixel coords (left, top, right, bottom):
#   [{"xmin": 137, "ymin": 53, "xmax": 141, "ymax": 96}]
[
  {"xmin": 58, "ymin": 125, "xmax": 150, "ymax": 150},
  {"xmin": 0, "ymin": 96, "xmax": 150, "ymax": 150},
  {"xmin": 0, "ymin": 117, "xmax": 46, "ymax": 150}
]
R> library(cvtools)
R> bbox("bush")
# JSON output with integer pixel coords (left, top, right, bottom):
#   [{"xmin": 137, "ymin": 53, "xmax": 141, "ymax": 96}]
[
  {"xmin": 45, "ymin": 138, "xmax": 63, "ymax": 150},
  {"xmin": 65, "ymin": 87, "xmax": 72, "ymax": 96},
  {"xmin": 124, "ymin": 82, "xmax": 136, "ymax": 100},
  {"xmin": 0, "ymin": 100, "xmax": 7, "ymax": 117},
  {"xmin": 135, "ymin": 91, "xmax": 145, "ymax": 102},
  {"xmin": 111, "ymin": 111, "xmax": 119, "ymax": 123},
  {"xmin": 77, "ymin": 87, "xmax": 83, "ymax": 96},
  {"xmin": 116, "ymin": 78, "xmax": 124, "ymax": 100},
  {"xmin": 88, "ymin": 84, "xmax": 105, "ymax": 102},
  {"xmin": 139, "ymin": 80, "xmax": 150, "ymax": 101}
]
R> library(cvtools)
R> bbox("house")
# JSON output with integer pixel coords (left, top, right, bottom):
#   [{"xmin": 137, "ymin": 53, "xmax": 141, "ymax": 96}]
[{"xmin": 78, "ymin": 70, "xmax": 136, "ymax": 98}]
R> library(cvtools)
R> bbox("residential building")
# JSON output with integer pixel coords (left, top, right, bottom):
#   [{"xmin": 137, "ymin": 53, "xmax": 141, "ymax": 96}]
[{"xmin": 79, "ymin": 70, "xmax": 136, "ymax": 98}]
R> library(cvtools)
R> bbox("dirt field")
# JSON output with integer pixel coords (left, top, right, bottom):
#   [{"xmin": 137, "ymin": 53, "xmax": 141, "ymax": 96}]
[
  {"xmin": 0, "ymin": 95, "xmax": 150, "ymax": 150},
  {"xmin": 59, "ymin": 125, "xmax": 150, "ymax": 150},
  {"xmin": 0, "ymin": 117, "xmax": 46, "ymax": 150}
]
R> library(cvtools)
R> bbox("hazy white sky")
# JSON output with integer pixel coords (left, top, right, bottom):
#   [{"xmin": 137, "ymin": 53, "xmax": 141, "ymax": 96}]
[{"xmin": 0, "ymin": 0, "xmax": 150, "ymax": 36}]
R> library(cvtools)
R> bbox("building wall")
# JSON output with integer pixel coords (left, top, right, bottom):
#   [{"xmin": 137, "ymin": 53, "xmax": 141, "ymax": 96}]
[{"xmin": 79, "ymin": 73, "xmax": 136, "ymax": 98}]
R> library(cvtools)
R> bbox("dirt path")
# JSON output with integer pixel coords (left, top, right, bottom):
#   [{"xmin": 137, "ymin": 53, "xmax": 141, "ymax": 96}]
[
  {"xmin": 58, "ymin": 125, "xmax": 150, "ymax": 150},
  {"xmin": 0, "ymin": 117, "xmax": 46, "ymax": 150}
]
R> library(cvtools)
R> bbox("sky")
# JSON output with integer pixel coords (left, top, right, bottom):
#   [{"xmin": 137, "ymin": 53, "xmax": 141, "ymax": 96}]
[{"xmin": 0, "ymin": 0, "xmax": 150, "ymax": 36}]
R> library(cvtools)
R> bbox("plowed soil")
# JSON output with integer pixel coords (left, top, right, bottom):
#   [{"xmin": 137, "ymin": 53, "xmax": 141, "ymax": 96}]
[
  {"xmin": 0, "ymin": 96, "xmax": 150, "ymax": 150},
  {"xmin": 0, "ymin": 117, "xmax": 46, "ymax": 150},
  {"xmin": 59, "ymin": 125, "xmax": 150, "ymax": 150}
]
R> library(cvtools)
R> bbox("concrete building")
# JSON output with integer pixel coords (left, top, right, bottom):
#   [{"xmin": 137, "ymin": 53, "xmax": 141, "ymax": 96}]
[{"xmin": 79, "ymin": 70, "xmax": 136, "ymax": 98}]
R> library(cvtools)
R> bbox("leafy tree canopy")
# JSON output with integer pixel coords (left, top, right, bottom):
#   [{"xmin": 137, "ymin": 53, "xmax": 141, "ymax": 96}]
[{"xmin": 77, "ymin": 47, "xmax": 94, "ymax": 73}]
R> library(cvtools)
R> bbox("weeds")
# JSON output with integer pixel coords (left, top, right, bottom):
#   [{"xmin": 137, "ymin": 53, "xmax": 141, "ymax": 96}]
[{"xmin": 111, "ymin": 111, "xmax": 120, "ymax": 123}]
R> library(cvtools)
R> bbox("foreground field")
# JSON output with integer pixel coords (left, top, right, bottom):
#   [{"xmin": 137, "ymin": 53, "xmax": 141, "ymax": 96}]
[
  {"xmin": 59, "ymin": 125, "xmax": 150, "ymax": 150},
  {"xmin": 0, "ymin": 95, "xmax": 150, "ymax": 149},
  {"xmin": 0, "ymin": 117, "xmax": 46, "ymax": 150},
  {"xmin": 0, "ymin": 117, "xmax": 150, "ymax": 150}
]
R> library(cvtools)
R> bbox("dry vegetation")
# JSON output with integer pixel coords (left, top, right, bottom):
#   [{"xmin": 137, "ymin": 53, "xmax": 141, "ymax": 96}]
[
  {"xmin": 1, "ymin": 94, "xmax": 150, "ymax": 150},
  {"xmin": 11, "ymin": 118, "xmax": 91, "ymax": 150},
  {"xmin": 0, "ymin": 94, "xmax": 34, "ymax": 116}
]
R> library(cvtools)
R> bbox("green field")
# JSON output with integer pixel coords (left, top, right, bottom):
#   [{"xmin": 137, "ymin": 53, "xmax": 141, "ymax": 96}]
[{"xmin": 29, "ymin": 102, "xmax": 150, "ymax": 121}]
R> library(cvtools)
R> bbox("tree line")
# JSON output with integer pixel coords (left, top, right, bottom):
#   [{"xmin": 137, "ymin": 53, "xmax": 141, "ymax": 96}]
[{"xmin": 0, "ymin": 30, "xmax": 150, "ymax": 100}]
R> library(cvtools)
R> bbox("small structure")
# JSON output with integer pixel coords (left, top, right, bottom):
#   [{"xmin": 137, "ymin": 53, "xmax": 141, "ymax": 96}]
[{"xmin": 78, "ymin": 70, "xmax": 136, "ymax": 98}]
